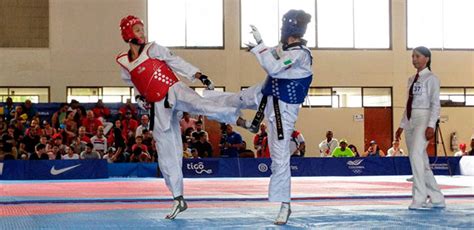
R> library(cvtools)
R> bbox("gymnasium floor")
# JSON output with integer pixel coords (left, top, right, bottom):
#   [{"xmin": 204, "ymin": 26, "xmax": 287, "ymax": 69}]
[{"xmin": 1, "ymin": 176, "xmax": 473, "ymax": 229}]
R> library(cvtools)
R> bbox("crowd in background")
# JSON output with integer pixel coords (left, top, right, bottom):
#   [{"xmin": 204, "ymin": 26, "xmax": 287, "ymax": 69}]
[{"xmin": 1, "ymin": 98, "xmax": 473, "ymax": 162}]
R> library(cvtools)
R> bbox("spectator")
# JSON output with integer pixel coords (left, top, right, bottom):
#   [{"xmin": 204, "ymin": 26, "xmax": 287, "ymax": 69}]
[
  {"xmin": 0, "ymin": 116, "xmax": 7, "ymax": 135},
  {"xmin": 182, "ymin": 127, "xmax": 195, "ymax": 144},
  {"xmin": 290, "ymin": 130, "xmax": 305, "ymax": 157},
  {"xmin": 63, "ymin": 111, "xmax": 78, "ymax": 144},
  {"xmin": 78, "ymin": 126, "xmax": 91, "ymax": 143},
  {"xmin": 119, "ymin": 98, "xmax": 138, "ymax": 119},
  {"xmin": 364, "ymin": 140, "xmax": 386, "ymax": 157},
  {"xmin": 135, "ymin": 114, "xmax": 150, "ymax": 137},
  {"xmin": 253, "ymin": 123, "xmax": 268, "ymax": 158},
  {"xmin": 29, "ymin": 143, "xmax": 49, "ymax": 160},
  {"xmin": 70, "ymin": 136, "xmax": 87, "ymax": 154},
  {"xmin": 387, "ymin": 140, "xmax": 406, "ymax": 157},
  {"xmin": 80, "ymin": 143, "xmax": 101, "ymax": 159},
  {"xmin": 81, "ymin": 110, "xmax": 103, "ymax": 137},
  {"xmin": 331, "ymin": 139, "xmax": 355, "ymax": 157},
  {"xmin": 132, "ymin": 135, "xmax": 148, "ymax": 154},
  {"xmin": 1, "ymin": 126, "xmax": 16, "ymax": 155},
  {"xmin": 47, "ymin": 145, "xmax": 62, "ymax": 160},
  {"xmin": 68, "ymin": 99, "xmax": 86, "ymax": 124},
  {"xmin": 62, "ymin": 146, "xmax": 79, "ymax": 160},
  {"xmin": 51, "ymin": 103, "xmax": 69, "ymax": 129},
  {"xmin": 41, "ymin": 120, "xmax": 57, "ymax": 139},
  {"xmin": 91, "ymin": 126, "xmax": 107, "ymax": 155},
  {"xmin": 142, "ymin": 129, "xmax": 156, "ymax": 161},
  {"xmin": 103, "ymin": 147, "xmax": 116, "ymax": 163},
  {"xmin": 259, "ymin": 136, "xmax": 270, "ymax": 158},
  {"xmin": 130, "ymin": 146, "xmax": 150, "ymax": 163},
  {"xmin": 21, "ymin": 122, "xmax": 41, "ymax": 155},
  {"xmin": 468, "ymin": 135, "xmax": 474, "ymax": 156},
  {"xmin": 348, "ymin": 144, "xmax": 361, "ymax": 157},
  {"xmin": 193, "ymin": 132, "xmax": 213, "ymax": 158},
  {"xmin": 108, "ymin": 120, "xmax": 127, "ymax": 163},
  {"xmin": 454, "ymin": 143, "xmax": 468, "ymax": 157},
  {"xmin": 319, "ymin": 131, "xmax": 339, "ymax": 157},
  {"xmin": 10, "ymin": 105, "xmax": 27, "ymax": 126},
  {"xmin": 191, "ymin": 120, "xmax": 208, "ymax": 142},
  {"xmin": 3, "ymin": 97, "xmax": 15, "ymax": 123},
  {"xmin": 121, "ymin": 111, "xmax": 138, "ymax": 139},
  {"xmin": 51, "ymin": 135, "xmax": 67, "ymax": 155},
  {"xmin": 92, "ymin": 99, "xmax": 111, "ymax": 120},
  {"xmin": 92, "ymin": 99, "xmax": 113, "ymax": 135},
  {"xmin": 179, "ymin": 112, "xmax": 197, "ymax": 134},
  {"xmin": 220, "ymin": 124, "xmax": 243, "ymax": 158},
  {"xmin": 238, "ymin": 141, "xmax": 255, "ymax": 158},
  {"xmin": 21, "ymin": 99, "xmax": 38, "ymax": 122},
  {"xmin": 183, "ymin": 141, "xmax": 193, "ymax": 159}
]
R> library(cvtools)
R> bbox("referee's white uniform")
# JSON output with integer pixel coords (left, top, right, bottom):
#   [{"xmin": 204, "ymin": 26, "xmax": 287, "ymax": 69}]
[{"xmin": 399, "ymin": 67, "xmax": 445, "ymax": 206}]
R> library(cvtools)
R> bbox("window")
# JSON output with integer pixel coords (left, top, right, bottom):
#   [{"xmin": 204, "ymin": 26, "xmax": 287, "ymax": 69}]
[
  {"xmin": 303, "ymin": 88, "xmax": 332, "ymax": 107},
  {"xmin": 317, "ymin": 0, "xmax": 390, "ymax": 48},
  {"xmin": 67, "ymin": 87, "xmax": 134, "ymax": 103},
  {"xmin": 0, "ymin": 87, "xmax": 50, "ymax": 103},
  {"xmin": 363, "ymin": 88, "xmax": 392, "ymax": 107},
  {"xmin": 407, "ymin": 0, "xmax": 474, "ymax": 49},
  {"xmin": 440, "ymin": 87, "xmax": 466, "ymax": 106},
  {"xmin": 241, "ymin": 0, "xmax": 316, "ymax": 47},
  {"xmin": 466, "ymin": 88, "xmax": 474, "ymax": 106},
  {"xmin": 332, "ymin": 88, "xmax": 362, "ymax": 108},
  {"xmin": 148, "ymin": 0, "xmax": 223, "ymax": 47},
  {"xmin": 304, "ymin": 87, "xmax": 392, "ymax": 108}
]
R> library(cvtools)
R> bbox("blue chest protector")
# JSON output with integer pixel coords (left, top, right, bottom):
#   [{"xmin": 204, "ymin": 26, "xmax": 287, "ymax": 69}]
[
  {"xmin": 260, "ymin": 45, "xmax": 313, "ymax": 104},
  {"xmin": 261, "ymin": 75, "xmax": 312, "ymax": 104}
]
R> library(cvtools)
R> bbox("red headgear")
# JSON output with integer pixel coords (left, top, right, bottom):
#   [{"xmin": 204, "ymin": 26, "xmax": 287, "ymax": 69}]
[{"xmin": 120, "ymin": 15, "xmax": 145, "ymax": 44}]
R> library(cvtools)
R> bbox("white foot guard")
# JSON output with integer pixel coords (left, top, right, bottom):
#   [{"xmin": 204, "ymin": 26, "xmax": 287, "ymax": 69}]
[
  {"xmin": 274, "ymin": 203, "xmax": 291, "ymax": 225},
  {"xmin": 165, "ymin": 196, "xmax": 188, "ymax": 220}
]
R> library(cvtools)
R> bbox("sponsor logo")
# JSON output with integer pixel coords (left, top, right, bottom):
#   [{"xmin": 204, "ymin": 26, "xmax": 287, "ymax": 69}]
[
  {"xmin": 347, "ymin": 159, "xmax": 365, "ymax": 174},
  {"xmin": 257, "ymin": 163, "xmax": 298, "ymax": 173},
  {"xmin": 258, "ymin": 163, "xmax": 268, "ymax": 173},
  {"xmin": 430, "ymin": 163, "xmax": 449, "ymax": 170},
  {"xmin": 186, "ymin": 162, "xmax": 213, "ymax": 174},
  {"xmin": 347, "ymin": 159, "xmax": 364, "ymax": 166},
  {"xmin": 137, "ymin": 66, "xmax": 146, "ymax": 74},
  {"xmin": 50, "ymin": 164, "xmax": 81, "ymax": 176}
]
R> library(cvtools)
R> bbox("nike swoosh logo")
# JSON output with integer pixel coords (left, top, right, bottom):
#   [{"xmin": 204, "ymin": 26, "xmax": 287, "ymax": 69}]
[{"xmin": 50, "ymin": 164, "xmax": 81, "ymax": 175}]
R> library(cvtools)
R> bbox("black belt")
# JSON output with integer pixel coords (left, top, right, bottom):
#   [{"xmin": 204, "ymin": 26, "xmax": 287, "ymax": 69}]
[
  {"xmin": 148, "ymin": 93, "xmax": 171, "ymax": 131},
  {"xmin": 249, "ymin": 96, "xmax": 284, "ymax": 140}
]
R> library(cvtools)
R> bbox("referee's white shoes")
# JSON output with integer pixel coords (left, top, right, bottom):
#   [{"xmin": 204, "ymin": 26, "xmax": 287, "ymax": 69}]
[
  {"xmin": 165, "ymin": 196, "xmax": 188, "ymax": 219},
  {"xmin": 274, "ymin": 202, "xmax": 291, "ymax": 225}
]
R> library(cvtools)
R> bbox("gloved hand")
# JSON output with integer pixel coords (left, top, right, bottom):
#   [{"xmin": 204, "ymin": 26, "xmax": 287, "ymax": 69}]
[
  {"xmin": 135, "ymin": 95, "xmax": 151, "ymax": 111},
  {"xmin": 199, "ymin": 74, "xmax": 215, "ymax": 90},
  {"xmin": 244, "ymin": 42, "xmax": 257, "ymax": 52},
  {"xmin": 250, "ymin": 25, "xmax": 262, "ymax": 44}
]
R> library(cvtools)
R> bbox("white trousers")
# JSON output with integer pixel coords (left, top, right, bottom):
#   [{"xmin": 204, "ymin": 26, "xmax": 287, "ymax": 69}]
[
  {"xmin": 153, "ymin": 82, "xmax": 240, "ymax": 198},
  {"xmin": 204, "ymin": 83, "xmax": 299, "ymax": 202},
  {"xmin": 404, "ymin": 109, "xmax": 444, "ymax": 204}
]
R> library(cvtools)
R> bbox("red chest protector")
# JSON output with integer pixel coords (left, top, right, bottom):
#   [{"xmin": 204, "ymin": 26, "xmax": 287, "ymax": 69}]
[{"xmin": 116, "ymin": 43, "xmax": 179, "ymax": 102}]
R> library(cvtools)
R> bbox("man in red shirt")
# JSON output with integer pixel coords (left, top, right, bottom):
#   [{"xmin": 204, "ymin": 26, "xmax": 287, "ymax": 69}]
[{"xmin": 81, "ymin": 110, "xmax": 103, "ymax": 137}]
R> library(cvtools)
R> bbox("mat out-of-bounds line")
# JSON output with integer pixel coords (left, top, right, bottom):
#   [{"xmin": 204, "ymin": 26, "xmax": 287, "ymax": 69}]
[{"xmin": 2, "ymin": 194, "xmax": 473, "ymax": 205}]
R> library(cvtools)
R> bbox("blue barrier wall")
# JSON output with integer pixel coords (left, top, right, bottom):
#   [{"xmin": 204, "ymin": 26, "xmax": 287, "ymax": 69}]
[
  {"xmin": 110, "ymin": 157, "xmax": 460, "ymax": 178},
  {"xmin": 0, "ymin": 157, "xmax": 460, "ymax": 180},
  {"xmin": 0, "ymin": 160, "xmax": 108, "ymax": 180}
]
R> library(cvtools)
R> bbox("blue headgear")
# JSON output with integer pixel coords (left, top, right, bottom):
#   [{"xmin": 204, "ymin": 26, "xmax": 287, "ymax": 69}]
[{"xmin": 280, "ymin": 10, "xmax": 311, "ymax": 43}]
